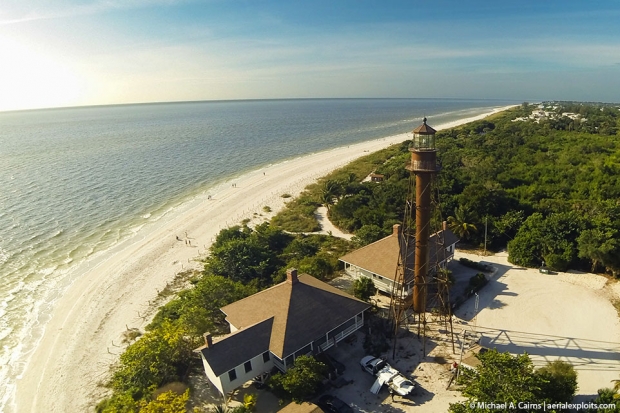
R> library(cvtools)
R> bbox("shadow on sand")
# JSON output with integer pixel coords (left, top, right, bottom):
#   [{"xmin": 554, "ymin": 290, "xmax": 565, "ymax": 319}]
[
  {"xmin": 452, "ymin": 260, "xmax": 515, "ymax": 322},
  {"xmin": 475, "ymin": 326, "xmax": 620, "ymax": 370}
]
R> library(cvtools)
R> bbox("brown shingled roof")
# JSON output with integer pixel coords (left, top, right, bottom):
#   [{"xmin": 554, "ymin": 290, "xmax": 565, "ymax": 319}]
[
  {"xmin": 221, "ymin": 274, "xmax": 369, "ymax": 359},
  {"xmin": 339, "ymin": 229, "xmax": 458, "ymax": 282},
  {"xmin": 198, "ymin": 317, "xmax": 274, "ymax": 376}
]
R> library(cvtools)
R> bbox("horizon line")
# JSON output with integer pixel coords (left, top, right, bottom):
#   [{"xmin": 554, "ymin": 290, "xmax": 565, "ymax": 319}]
[{"xmin": 0, "ymin": 97, "xmax": 525, "ymax": 115}]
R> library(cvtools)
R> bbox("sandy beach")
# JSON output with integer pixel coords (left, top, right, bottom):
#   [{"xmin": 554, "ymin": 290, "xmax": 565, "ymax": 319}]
[{"xmin": 12, "ymin": 106, "xmax": 514, "ymax": 413}]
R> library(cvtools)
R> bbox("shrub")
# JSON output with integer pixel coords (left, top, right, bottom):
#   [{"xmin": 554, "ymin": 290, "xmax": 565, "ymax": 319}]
[
  {"xmin": 96, "ymin": 391, "xmax": 138, "ymax": 413},
  {"xmin": 243, "ymin": 393, "xmax": 257, "ymax": 411},
  {"xmin": 268, "ymin": 355, "xmax": 327, "ymax": 403},
  {"xmin": 363, "ymin": 315, "xmax": 390, "ymax": 356},
  {"xmin": 138, "ymin": 389, "xmax": 189, "ymax": 413},
  {"xmin": 353, "ymin": 277, "xmax": 376, "ymax": 302},
  {"xmin": 111, "ymin": 321, "xmax": 193, "ymax": 398},
  {"xmin": 468, "ymin": 272, "xmax": 487, "ymax": 294},
  {"xmin": 459, "ymin": 257, "xmax": 492, "ymax": 272},
  {"xmin": 536, "ymin": 360, "xmax": 578, "ymax": 403},
  {"xmin": 351, "ymin": 224, "xmax": 387, "ymax": 247}
]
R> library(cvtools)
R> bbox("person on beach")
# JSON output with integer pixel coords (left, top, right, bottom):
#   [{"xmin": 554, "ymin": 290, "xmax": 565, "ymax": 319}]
[{"xmin": 176, "ymin": 236, "xmax": 181, "ymax": 241}]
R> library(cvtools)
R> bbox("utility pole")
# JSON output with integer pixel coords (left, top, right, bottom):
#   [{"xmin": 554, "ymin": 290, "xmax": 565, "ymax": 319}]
[
  {"xmin": 483, "ymin": 216, "xmax": 488, "ymax": 256},
  {"xmin": 473, "ymin": 292, "xmax": 479, "ymax": 331}
]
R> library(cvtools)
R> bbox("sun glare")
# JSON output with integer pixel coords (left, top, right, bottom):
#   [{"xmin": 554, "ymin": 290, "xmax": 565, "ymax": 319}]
[{"xmin": 0, "ymin": 38, "xmax": 86, "ymax": 111}]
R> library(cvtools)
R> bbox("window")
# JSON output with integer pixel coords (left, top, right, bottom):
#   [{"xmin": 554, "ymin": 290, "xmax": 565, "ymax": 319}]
[
  {"xmin": 244, "ymin": 361, "xmax": 252, "ymax": 373},
  {"xmin": 228, "ymin": 368, "xmax": 237, "ymax": 382},
  {"xmin": 262, "ymin": 352, "xmax": 270, "ymax": 363}
]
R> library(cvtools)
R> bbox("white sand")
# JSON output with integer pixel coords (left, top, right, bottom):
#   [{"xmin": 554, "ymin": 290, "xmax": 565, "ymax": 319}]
[
  {"xmin": 454, "ymin": 250, "xmax": 620, "ymax": 397},
  {"xmin": 12, "ymin": 106, "xmax": 515, "ymax": 413}
]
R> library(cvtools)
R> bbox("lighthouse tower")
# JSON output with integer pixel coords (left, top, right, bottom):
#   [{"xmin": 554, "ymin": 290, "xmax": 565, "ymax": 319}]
[{"xmin": 407, "ymin": 118, "xmax": 438, "ymax": 313}]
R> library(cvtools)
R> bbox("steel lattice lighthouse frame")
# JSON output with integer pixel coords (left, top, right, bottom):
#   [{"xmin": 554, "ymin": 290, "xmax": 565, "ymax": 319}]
[{"xmin": 389, "ymin": 117, "xmax": 455, "ymax": 358}]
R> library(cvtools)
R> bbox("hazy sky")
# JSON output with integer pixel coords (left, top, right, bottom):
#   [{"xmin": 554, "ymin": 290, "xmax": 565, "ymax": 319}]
[{"xmin": 1, "ymin": 0, "xmax": 619, "ymax": 111}]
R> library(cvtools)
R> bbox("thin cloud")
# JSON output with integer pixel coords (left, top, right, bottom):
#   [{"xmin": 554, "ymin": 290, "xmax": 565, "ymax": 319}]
[{"xmin": 0, "ymin": 0, "xmax": 191, "ymax": 26}]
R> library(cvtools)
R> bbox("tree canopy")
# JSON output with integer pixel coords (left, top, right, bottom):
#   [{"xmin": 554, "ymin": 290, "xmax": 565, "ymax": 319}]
[
  {"xmin": 450, "ymin": 350, "xmax": 578, "ymax": 413},
  {"xmin": 268, "ymin": 355, "xmax": 327, "ymax": 403},
  {"xmin": 321, "ymin": 102, "xmax": 620, "ymax": 275}
]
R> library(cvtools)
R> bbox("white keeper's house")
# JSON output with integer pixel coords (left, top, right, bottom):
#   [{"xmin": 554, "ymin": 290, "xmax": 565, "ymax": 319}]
[
  {"xmin": 339, "ymin": 223, "xmax": 459, "ymax": 295},
  {"xmin": 194, "ymin": 269, "xmax": 370, "ymax": 396}
]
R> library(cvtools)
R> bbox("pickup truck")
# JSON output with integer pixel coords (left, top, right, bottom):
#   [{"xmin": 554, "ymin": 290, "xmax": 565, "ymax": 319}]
[{"xmin": 359, "ymin": 356, "xmax": 389, "ymax": 375}]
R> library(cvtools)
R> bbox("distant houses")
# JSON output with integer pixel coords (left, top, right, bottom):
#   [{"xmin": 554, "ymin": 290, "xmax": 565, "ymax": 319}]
[
  {"xmin": 369, "ymin": 173, "xmax": 384, "ymax": 182},
  {"xmin": 512, "ymin": 105, "xmax": 587, "ymax": 124},
  {"xmin": 339, "ymin": 224, "xmax": 458, "ymax": 295},
  {"xmin": 194, "ymin": 269, "xmax": 370, "ymax": 396}
]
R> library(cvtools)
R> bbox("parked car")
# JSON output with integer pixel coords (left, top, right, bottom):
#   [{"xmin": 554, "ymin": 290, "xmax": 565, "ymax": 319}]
[
  {"xmin": 318, "ymin": 395, "xmax": 354, "ymax": 413},
  {"xmin": 359, "ymin": 355, "xmax": 389, "ymax": 375}
]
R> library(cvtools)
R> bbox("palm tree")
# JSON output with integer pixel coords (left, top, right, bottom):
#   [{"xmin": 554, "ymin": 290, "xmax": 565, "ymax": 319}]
[
  {"xmin": 321, "ymin": 179, "xmax": 341, "ymax": 210},
  {"xmin": 211, "ymin": 404, "xmax": 228, "ymax": 413},
  {"xmin": 612, "ymin": 379, "xmax": 620, "ymax": 399},
  {"xmin": 447, "ymin": 207, "xmax": 477, "ymax": 240}
]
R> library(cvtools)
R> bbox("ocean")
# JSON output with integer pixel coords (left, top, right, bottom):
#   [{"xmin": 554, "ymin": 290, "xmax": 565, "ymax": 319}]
[{"xmin": 0, "ymin": 98, "xmax": 516, "ymax": 408}]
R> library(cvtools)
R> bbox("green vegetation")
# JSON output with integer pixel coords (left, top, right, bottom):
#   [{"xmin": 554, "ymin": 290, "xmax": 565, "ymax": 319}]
[
  {"xmin": 459, "ymin": 258, "xmax": 492, "ymax": 272},
  {"xmin": 587, "ymin": 388, "xmax": 620, "ymax": 412},
  {"xmin": 138, "ymin": 390, "xmax": 189, "ymax": 413},
  {"xmin": 362, "ymin": 315, "xmax": 390, "ymax": 356},
  {"xmin": 468, "ymin": 273, "xmax": 488, "ymax": 294},
  {"xmin": 243, "ymin": 394, "xmax": 257, "ymax": 411},
  {"xmin": 450, "ymin": 350, "xmax": 578, "ymax": 412},
  {"xmin": 268, "ymin": 355, "xmax": 327, "ymax": 403},
  {"xmin": 208, "ymin": 405, "xmax": 249, "ymax": 413},
  {"xmin": 271, "ymin": 194, "xmax": 321, "ymax": 232},
  {"xmin": 304, "ymin": 102, "xmax": 620, "ymax": 276},
  {"xmin": 271, "ymin": 144, "xmax": 403, "ymax": 233},
  {"xmin": 353, "ymin": 276, "xmax": 376, "ymax": 301},
  {"xmin": 351, "ymin": 224, "xmax": 388, "ymax": 247},
  {"xmin": 536, "ymin": 360, "xmax": 578, "ymax": 404}
]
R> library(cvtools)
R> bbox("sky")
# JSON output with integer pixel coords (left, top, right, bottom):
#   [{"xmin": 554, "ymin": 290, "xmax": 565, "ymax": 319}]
[{"xmin": 1, "ymin": 0, "xmax": 619, "ymax": 111}]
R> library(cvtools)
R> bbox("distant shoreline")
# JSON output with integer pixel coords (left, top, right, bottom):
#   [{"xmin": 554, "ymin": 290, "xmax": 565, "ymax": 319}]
[
  {"xmin": 12, "ymin": 104, "xmax": 516, "ymax": 413},
  {"xmin": 0, "ymin": 97, "xmax": 518, "ymax": 115}
]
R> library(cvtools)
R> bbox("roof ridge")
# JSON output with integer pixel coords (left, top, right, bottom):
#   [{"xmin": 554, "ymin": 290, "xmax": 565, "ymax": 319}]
[
  {"xmin": 341, "ymin": 231, "xmax": 400, "ymax": 257},
  {"xmin": 194, "ymin": 316, "xmax": 275, "ymax": 353},
  {"xmin": 221, "ymin": 277, "xmax": 292, "ymax": 312}
]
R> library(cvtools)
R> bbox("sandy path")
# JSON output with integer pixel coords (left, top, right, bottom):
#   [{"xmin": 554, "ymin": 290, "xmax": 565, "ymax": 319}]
[
  {"xmin": 12, "ymin": 106, "xmax": 514, "ymax": 413},
  {"xmin": 312, "ymin": 206, "xmax": 354, "ymax": 240}
]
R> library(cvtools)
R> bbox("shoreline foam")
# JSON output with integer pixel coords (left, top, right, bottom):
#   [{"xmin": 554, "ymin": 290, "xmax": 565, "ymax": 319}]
[{"xmin": 11, "ymin": 105, "xmax": 516, "ymax": 413}]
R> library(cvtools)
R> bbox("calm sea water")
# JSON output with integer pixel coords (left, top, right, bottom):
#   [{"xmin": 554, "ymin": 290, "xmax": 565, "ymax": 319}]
[{"xmin": 0, "ymin": 98, "xmax": 515, "ymax": 407}]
